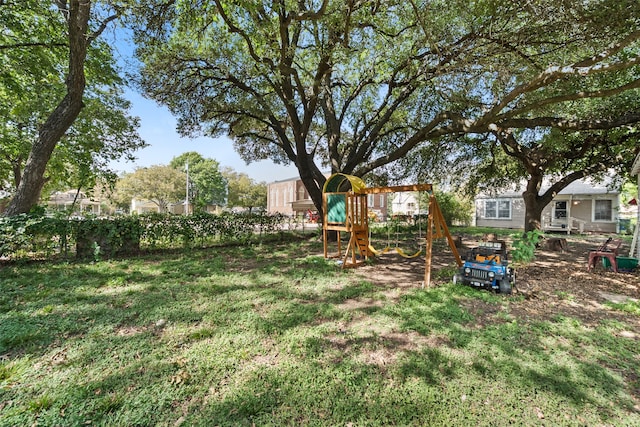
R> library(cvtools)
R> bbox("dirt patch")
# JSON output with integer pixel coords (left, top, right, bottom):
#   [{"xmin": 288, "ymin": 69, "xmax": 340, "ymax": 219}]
[{"xmin": 355, "ymin": 236, "xmax": 640, "ymax": 329}]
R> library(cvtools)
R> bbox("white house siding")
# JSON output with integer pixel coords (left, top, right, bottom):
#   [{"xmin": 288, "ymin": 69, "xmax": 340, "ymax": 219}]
[
  {"xmin": 391, "ymin": 192, "xmax": 420, "ymax": 216},
  {"xmin": 475, "ymin": 197, "xmax": 525, "ymax": 229},
  {"xmin": 476, "ymin": 187, "xmax": 619, "ymax": 233}
]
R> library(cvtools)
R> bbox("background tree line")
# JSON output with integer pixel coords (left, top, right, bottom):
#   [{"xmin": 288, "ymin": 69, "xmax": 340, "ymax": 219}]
[
  {"xmin": 111, "ymin": 151, "xmax": 267, "ymax": 214},
  {"xmin": 133, "ymin": 0, "xmax": 640, "ymax": 231}
]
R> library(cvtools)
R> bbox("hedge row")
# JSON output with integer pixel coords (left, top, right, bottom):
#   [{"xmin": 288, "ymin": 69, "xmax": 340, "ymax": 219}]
[{"xmin": 0, "ymin": 212, "xmax": 291, "ymax": 261}]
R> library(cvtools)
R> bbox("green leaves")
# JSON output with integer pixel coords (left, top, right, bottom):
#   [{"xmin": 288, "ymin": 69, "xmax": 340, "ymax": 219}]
[
  {"xmin": 169, "ymin": 152, "xmax": 227, "ymax": 210},
  {"xmin": 0, "ymin": 211, "xmax": 290, "ymax": 259},
  {"xmin": 114, "ymin": 165, "xmax": 187, "ymax": 213},
  {"xmin": 1, "ymin": 1, "xmax": 144, "ymax": 213},
  {"xmin": 132, "ymin": 0, "xmax": 640, "ymax": 218},
  {"xmin": 222, "ymin": 167, "xmax": 267, "ymax": 212},
  {"xmin": 510, "ymin": 230, "xmax": 543, "ymax": 264}
]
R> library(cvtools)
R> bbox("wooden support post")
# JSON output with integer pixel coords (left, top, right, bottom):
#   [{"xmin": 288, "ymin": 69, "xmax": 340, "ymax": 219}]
[
  {"xmin": 431, "ymin": 199, "xmax": 463, "ymax": 267},
  {"xmin": 424, "ymin": 196, "xmax": 435, "ymax": 287},
  {"xmin": 323, "ymin": 227, "xmax": 328, "ymax": 258}
]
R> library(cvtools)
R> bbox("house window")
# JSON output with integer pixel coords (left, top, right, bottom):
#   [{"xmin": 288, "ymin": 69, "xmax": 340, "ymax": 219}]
[
  {"xmin": 368, "ymin": 195, "xmax": 374, "ymax": 206},
  {"xmin": 554, "ymin": 201, "xmax": 567, "ymax": 219},
  {"xmin": 594, "ymin": 199, "xmax": 612, "ymax": 221},
  {"xmin": 484, "ymin": 199, "xmax": 511, "ymax": 219},
  {"xmin": 380, "ymin": 195, "xmax": 384, "ymax": 207}
]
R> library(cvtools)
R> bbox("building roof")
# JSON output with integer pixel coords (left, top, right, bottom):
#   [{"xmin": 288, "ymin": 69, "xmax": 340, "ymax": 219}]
[{"xmin": 267, "ymin": 172, "xmax": 331, "ymax": 185}]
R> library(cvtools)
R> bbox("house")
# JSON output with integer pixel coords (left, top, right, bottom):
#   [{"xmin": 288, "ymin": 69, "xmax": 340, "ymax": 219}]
[
  {"xmin": 475, "ymin": 178, "xmax": 621, "ymax": 234},
  {"xmin": 267, "ymin": 176, "xmax": 388, "ymax": 219},
  {"xmin": 366, "ymin": 192, "xmax": 389, "ymax": 222},
  {"xmin": 48, "ymin": 190, "xmax": 102, "ymax": 215},
  {"xmin": 129, "ymin": 198, "xmax": 179, "ymax": 214},
  {"xmin": 129, "ymin": 198, "xmax": 223, "ymax": 215},
  {"xmin": 267, "ymin": 176, "xmax": 315, "ymax": 216},
  {"xmin": 390, "ymin": 192, "xmax": 421, "ymax": 218}
]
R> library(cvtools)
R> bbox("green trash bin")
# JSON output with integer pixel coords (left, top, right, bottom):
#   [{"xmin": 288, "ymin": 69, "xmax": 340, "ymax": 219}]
[{"xmin": 603, "ymin": 256, "xmax": 639, "ymax": 270}]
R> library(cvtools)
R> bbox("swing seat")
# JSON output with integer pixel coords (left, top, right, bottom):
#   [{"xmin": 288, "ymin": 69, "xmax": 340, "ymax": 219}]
[
  {"xmin": 368, "ymin": 244, "xmax": 422, "ymax": 259},
  {"xmin": 367, "ymin": 245, "xmax": 393, "ymax": 256},
  {"xmin": 395, "ymin": 247, "xmax": 423, "ymax": 258}
]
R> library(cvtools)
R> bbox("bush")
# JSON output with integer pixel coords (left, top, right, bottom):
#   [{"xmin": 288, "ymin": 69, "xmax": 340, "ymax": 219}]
[
  {"xmin": 0, "ymin": 211, "xmax": 290, "ymax": 261},
  {"xmin": 510, "ymin": 229, "xmax": 543, "ymax": 264},
  {"xmin": 433, "ymin": 191, "xmax": 473, "ymax": 227}
]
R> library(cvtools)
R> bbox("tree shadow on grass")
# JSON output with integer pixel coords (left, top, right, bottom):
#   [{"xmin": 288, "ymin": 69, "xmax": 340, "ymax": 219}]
[{"xmin": 385, "ymin": 288, "xmax": 637, "ymax": 421}]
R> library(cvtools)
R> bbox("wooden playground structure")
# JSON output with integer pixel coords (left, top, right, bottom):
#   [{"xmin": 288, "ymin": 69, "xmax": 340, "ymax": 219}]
[{"xmin": 322, "ymin": 173, "xmax": 463, "ymax": 287}]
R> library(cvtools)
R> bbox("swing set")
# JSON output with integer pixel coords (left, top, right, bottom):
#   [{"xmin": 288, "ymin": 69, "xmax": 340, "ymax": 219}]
[
  {"xmin": 368, "ymin": 206, "xmax": 429, "ymax": 259},
  {"xmin": 322, "ymin": 173, "xmax": 463, "ymax": 287}
]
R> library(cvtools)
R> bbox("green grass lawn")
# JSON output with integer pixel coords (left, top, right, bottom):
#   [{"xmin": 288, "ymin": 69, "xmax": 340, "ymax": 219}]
[{"xmin": 1, "ymin": 238, "xmax": 638, "ymax": 426}]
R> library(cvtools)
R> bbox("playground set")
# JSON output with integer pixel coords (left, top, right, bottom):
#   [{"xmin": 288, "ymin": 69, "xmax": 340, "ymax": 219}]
[{"xmin": 321, "ymin": 173, "xmax": 463, "ymax": 287}]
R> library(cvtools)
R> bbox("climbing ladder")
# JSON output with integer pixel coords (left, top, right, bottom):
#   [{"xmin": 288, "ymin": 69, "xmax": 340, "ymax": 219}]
[{"xmin": 343, "ymin": 228, "xmax": 371, "ymax": 266}]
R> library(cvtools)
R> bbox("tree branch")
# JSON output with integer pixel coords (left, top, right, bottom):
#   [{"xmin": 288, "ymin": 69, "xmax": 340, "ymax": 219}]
[
  {"xmin": 0, "ymin": 42, "xmax": 66, "ymax": 50},
  {"xmin": 482, "ymin": 30, "xmax": 640, "ymax": 120},
  {"xmin": 497, "ymin": 77, "xmax": 640, "ymax": 119},
  {"xmin": 291, "ymin": 0, "xmax": 328, "ymax": 21},
  {"xmin": 495, "ymin": 111, "xmax": 640, "ymax": 131}
]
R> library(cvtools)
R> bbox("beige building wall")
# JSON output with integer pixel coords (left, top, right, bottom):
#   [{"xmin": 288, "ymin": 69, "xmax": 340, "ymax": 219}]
[
  {"xmin": 267, "ymin": 176, "xmax": 388, "ymax": 219},
  {"xmin": 475, "ymin": 197, "xmax": 525, "ymax": 229},
  {"xmin": 476, "ymin": 194, "xmax": 618, "ymax": 233},
  {"xmin": 267, "ymin": 178, "xmax": 299, "ymax": 215},
  {"xmin": 48, "ymin": 190, "xmax": 101, "ymax": 215}
]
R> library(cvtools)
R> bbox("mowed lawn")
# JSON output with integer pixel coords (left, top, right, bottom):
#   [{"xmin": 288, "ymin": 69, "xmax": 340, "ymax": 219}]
[{"xmin": 1, "ymin": 238, "xmax": 639, "ymax": 426}]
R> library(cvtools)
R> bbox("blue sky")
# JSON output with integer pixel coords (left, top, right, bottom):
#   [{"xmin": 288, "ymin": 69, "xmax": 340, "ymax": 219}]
[
  {"xmin": 109, "ymin": 89, "xmax": 298, "ymax": 183},
  {"xmin": 108, "ymin": 30, "xmax": 298, "ymax": 184}
]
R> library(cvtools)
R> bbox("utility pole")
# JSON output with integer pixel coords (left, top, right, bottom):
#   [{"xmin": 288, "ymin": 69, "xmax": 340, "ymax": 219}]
[{"xmin": 185, "ymin": 162, "xmax": 189, "ymax": 215}]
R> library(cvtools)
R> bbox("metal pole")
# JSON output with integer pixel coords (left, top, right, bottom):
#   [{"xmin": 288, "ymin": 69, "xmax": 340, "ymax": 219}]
[{"xmin": 185, "ymin": 162, "xmax": 189, "ymax": 215}]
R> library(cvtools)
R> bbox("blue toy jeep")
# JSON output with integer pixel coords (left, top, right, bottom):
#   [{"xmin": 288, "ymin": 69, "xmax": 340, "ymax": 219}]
[{"xmin": 453, "ymin": 241, "xmax": 514, "ymax": 294}]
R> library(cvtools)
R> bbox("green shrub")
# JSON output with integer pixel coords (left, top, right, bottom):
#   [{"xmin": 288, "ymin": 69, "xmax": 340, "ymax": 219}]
[
  {"xmin": 433, "ymin": 191, "xmax": 473, "ymax": 226},
  {"xmin": 510, "ymin": 229, "xmax": 543, "ymax": 264},
  {"xmin": 0, "ymin": 211, "xmax": 289, "ymax": 261}
]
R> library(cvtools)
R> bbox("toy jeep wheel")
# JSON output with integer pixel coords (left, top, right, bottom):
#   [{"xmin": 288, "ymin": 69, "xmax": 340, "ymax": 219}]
[
  {"xmin": 453, "ymin": 273, "xmax": 463, "ymax": 285},
  {"xmin": 498, "ymin": 280, "xmax": 512, "ymax": 294}
]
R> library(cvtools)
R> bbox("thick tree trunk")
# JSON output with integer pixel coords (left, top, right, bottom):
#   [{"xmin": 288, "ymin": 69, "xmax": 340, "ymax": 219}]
[
  {"xmin": 522, "ymin": 171, "xmax": 545, "ymax": 233},
  {"xmin": 522, "ymin": 170, "xmax": 561, "ymax": 233},
  {"xmin": 4, "ymin": 0, "xmax": 90, "ymax": 216},
  {"xmin": 6, "ymin": 96, "xmax": 85, "ymax": 215},
  {"xmin": 296, "ymin": 154, "xmax": 327, "ymax": 217},
  {"xmin": 522, "ymin": 190, "xmax": 546, "ymax": 233}
]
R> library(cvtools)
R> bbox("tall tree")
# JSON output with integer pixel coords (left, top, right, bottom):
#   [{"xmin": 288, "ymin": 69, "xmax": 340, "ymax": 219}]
[
  {"xmin": 169, "ymin": 151, "xmax": 227, "ymax": 211},
  {"xmin": 133, "ymin": 0, "xmax": 640, "ymax": 215},
  {"xmin": 113, "ymin": 165, "xmax": 186, "ymax": 213},
  {"xmin": 222, "ymin": 168, "xmax": 267, "ymax": 213},
  {"xmin": 419, "ymin": 89, "xmax": 640, "ymax": 231},
  {"xmin": 496, "ymin": 129, "xmax": 638, "ymax": 232},
  {"xmin": 2, "ymin": 0, "xmax": 136, "ymax": 215}
]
